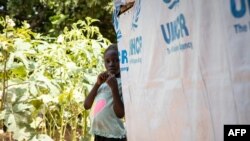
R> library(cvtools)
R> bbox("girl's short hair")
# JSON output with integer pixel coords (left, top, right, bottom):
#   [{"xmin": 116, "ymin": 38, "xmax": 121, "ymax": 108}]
[{"xmin": 104, "ymin": 44, "xmax": 118, "ymax": 56}]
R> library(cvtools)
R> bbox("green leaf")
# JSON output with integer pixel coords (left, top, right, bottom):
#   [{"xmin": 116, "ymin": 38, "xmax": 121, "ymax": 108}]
[
  {"xmin": 29, "ymin": 99, "xmax": 43, "ymax": 109},
  {"xmin": 36, "ymin": 74, "xmax": 60, "ymax": 95},
  {"xmin": 14, "ymin": 38, "xmax": 32, "ymax": 51},
  {"xmin": 58, "ymin": 91, "xmax": 73, "ymax": 105},
  {"xmin": 13, "ymin": 103, "xmax": 31, "ymax": 113},
  {"xmin": 38, "ymin": 94, "xmax": 58, "ymax": 104},
  {"xmin": 50, "ymin": 14, "xmax": 68, "ymax": 25},
  {"xmin": 29, "ymin": 82, "xmax": 38, "ymax": 96},
  {"xmin": 13, "ymin": 127, "xmax": 31, "ymax": 141},
  {"xmin": 30, "ymin": 117, "xmax": 44, "ymax": 129},
  {"xmin": 8, "ymin": 87, "xmax": 29, "ymax": 103},
  {"xmin": 9, "ymin": 64, "xmax": 27, "ymax": 77},
  {"xmin": 5, "ymin": 113, "xmax": 17, "ymax": 132}
]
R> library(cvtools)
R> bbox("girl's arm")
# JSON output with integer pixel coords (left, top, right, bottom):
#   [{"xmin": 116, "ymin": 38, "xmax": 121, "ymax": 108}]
[
  {"xmin": 84, "ymin": 72, "xmax": 109, "ymax": 110},
  {"xmin": 84, "ymin": 83, "xmax": 101, "ymax": 110},
  {"xmin": 106, "ymin": 75, "xmax": 125, "ymax": 118}
]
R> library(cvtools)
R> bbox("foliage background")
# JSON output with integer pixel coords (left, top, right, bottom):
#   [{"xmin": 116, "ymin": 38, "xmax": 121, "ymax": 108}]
[
  {"xmin": 0, "ymin": 0, "xmax": 116, "ymax": 43},
  {"xmin": 0, "ymin": 0, "xmax": 115, "ymax": 140}
]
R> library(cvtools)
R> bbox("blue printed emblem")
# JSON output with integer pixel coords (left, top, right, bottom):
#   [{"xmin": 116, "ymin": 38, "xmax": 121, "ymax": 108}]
[
  {"xmin": 113, "ymin": 6, "xmax": 122, "ymax": 40},
  {"xmin": 230, "ymin": 0, "xmax": 249, "ymax": 18},
  {"xmin": 131, "ymin": 0, "xmax": 141, "ymax": 30},
  {"xmin": 163, "ymin": 0, "xmax": 180, "ymax": 9}
]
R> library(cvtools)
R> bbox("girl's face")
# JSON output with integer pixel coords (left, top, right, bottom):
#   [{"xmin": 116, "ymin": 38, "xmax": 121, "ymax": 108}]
[{"xmin": 104, "ymin": 50, "xmax": 120, "ymax": 76}]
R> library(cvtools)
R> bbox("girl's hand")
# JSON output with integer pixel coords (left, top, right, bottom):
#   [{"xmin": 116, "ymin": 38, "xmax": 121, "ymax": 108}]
[
  {"xmin": 96, "ymin": 72, "xmax": 109, "ymax": 85},
  {"xmin": 106, "ymin": 74, "xmax": 118, "ymax": 89}
]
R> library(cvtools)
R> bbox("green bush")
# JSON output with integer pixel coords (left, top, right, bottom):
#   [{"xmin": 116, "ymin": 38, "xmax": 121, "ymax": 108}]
[{"xmin": 0, "ymin": 16, "xmax": 110, "ymax": 141}]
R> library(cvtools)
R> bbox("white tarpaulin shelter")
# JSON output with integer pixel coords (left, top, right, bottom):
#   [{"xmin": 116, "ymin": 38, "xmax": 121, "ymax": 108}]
[{"xmin": 113, "ymin": 0, "xmax": 250, "ymax": 141}]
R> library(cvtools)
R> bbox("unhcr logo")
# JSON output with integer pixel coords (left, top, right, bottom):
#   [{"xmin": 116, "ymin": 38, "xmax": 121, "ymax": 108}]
[
  {"xmin": 230, "ymin": 0, "xmax": 250, "ymax": 18},
  {"xmin": 163, "ymin": 0, "xmax": 180, "ymax": 9},
  {"xmin": 113, "ymin": 7, "xmax": 122, "ymax": 40},
  {"xmin": 131, "ymin": 0, "xmax": 141, "ymax": 30},
  {"xmin": 230, "ymin": 0, "xmax": 250, "ymax": 34}
]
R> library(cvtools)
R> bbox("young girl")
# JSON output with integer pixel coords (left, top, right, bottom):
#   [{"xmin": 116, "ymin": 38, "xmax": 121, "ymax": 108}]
[{"xmin": 84, "ymin": 44, "xmax": 126, "ymax": 141}]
